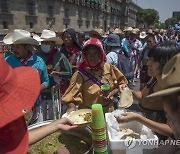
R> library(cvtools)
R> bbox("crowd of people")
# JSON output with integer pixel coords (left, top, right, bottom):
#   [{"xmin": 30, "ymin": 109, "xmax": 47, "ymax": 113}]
[{"xmin": 0, "ymin": 26, "xmax": 180, "ymax": 153}]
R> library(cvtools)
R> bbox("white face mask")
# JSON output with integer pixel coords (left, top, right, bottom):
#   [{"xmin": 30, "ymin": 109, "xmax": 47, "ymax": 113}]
[{"xmin": 41, "ymin": 45, "xmax": 51, "ymax": 53}]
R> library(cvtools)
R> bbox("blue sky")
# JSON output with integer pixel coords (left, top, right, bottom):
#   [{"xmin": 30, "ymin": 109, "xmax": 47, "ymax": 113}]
[{"xmin": 132, "ymin": 0, "xmax": 180, "ymax": 22}]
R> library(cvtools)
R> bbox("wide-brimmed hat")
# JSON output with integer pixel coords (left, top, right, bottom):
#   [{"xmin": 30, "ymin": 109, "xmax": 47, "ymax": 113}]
[
  {"xmin": 160, "ymin": 29, "xmax": 164, "ymax": 33},
  {"xmin": 3, "ymin": 29, "xmax": 39, "ymax": 45},
  {"xmin": 0, "ymin": 55, "xmax": 40, "ymax": 153},
  {"xmin": 104, "ymin": 34, "xmax": 121, "ymax": 47},
  {"xmin": 140, "ymin": 53, "xmax": 180, "ymax": 111},
  {"xmin": 153, "ymin": 29, "xmax": 159, "ymax": 33},
  {"xmin": 113, "ymin": 28, "xmax": 123, "ymax": 35},
  {"xmin": 34, "ymin": 29, "xmax": 63, "ymax": 45},
  {"xmin": 146, "ymin": 29, "xmax": 153, "ymax": 34},
  {"xmin": 89, "ymin": 28, "xmax": 105, "ymax": 39},
  {"xmin": 139, "ymin": 31, "xmax": 147, "ymax": 39},
  {"xmin": 134, "ymin": 28, "xmax": 140, "ymax": 33},
  {"xmin": 124, "ymin": 27, "xmax": 133, "ymax": 32},
  {"xmin": 130, "ymin": 29, "xmax": 138, "ymax": 35}
]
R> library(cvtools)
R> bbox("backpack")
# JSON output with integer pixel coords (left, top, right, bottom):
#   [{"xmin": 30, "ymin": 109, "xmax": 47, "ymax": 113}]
[{"xmin": 115, "ymin": 50, "xmax": 134, "ymax": 80}]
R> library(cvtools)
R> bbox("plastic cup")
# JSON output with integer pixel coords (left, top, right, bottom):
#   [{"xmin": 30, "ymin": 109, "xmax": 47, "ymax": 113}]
[
  {"xmin": 91, "ymin": 104, "xmax": 105, "ymax": 129},
  {"xmin": 92, "ymin": 130, "xmax": 106, "ymax": 135},
  {"xmin": 91, "ymin": 127, "xmax": 106, "ymax": 132},
  {"xmin": 93, "ymin": 145, "xmax": 107, "ymax": 153},
  {"xmin": 92, "ymin": 139, "xmax": 107, "ymax": 145},
  {"xmin": 92, "ymin": 130, "xmax": 106, "ymax": 136},
  {"xmin": 101, "ymin": 84, "xmax": 110, "ymax": 97},
  {"xmin": 92, "ymin": 134, "xmax": 106, "ymax": 141}
]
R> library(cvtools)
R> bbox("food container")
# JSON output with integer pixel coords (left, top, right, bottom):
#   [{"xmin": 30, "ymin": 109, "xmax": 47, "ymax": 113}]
[
  {"xmin": 28, "ymin": 121, "xmax": 93, "ymax": 154},
  {"xmin": 66, "ymin": 109, "xmax": 92, "ymax": 127},
  {"xmin": 105, "ymin": 112, "xmax": 159, "ymax": 154}
]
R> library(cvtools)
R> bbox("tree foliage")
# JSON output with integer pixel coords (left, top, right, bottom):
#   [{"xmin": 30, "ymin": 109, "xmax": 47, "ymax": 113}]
[
  {"xmin": 165, "ymin": 16, "xmax": 180, "ymax": 29},
  {"xmin": 137, "ymin": 9, "xmax": 159, "ymax": 27}
]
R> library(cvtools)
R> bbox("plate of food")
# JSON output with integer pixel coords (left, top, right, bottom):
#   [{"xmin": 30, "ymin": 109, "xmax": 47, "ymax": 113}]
[
  {"xmin": 119, "ymin": 128, "xmax": 141, "ymax": 140},
  {"xmin": 67, "ymin": 109, "xmax": 92, "ymax": 127}
]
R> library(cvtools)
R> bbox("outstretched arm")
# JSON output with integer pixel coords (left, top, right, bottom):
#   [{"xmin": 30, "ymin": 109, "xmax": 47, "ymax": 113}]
[
  {"xmin": 29, "ymin": 118, "xmax": 77, "ymax": 145},
  {"xmin": 115, "ymin": 112, "xmax": 173, "ymax": 137}
]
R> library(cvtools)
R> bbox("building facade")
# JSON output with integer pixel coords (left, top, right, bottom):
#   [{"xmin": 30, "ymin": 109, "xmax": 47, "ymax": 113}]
[
  {"xmin": 0, "ymin": 0, "xmax": 141, "ymax": 35},
  {"xmin": 173, "ymin": 11, "xmax": 180, "ymax": 18}
]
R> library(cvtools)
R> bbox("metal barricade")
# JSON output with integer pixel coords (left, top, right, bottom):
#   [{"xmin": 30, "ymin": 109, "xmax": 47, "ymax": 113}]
[{"xmin": 40, "ymin": 85, "xmax": 62, "ymax": 121}]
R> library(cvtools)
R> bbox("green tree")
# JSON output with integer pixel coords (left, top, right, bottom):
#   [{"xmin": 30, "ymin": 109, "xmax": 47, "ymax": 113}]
[
  {"xmin": 165, "ymin": 17, "xmax": 180, "ymax": 29},
  {"xmin": 137, "ymin": 9, "xmax": 159, "ymax": 27}
]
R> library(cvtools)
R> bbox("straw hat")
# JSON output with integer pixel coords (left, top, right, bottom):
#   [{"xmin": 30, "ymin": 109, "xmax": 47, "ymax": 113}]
[
  {"xmin": 146, "ymin": 29, "xmax": 153, "ymax": 34},
  {"xmin": 113, "ymin": 28, "xmax": 123, "ymax": 35},
  {"xmin": 160, "ymin": 29, "xmax": 164, "ymax": 33},
  {"xmin": 140, "ymin": 53, "xmax": 180, "ymax": 111},
  {"xmin": 89, "ymin": 28, "xmax": 105, "ymax": 38},
  {"xmin": 124, "ymin": 27, "xmax": 133, "ymax": 32},
  {"xmin": 153, "ymin": 29, "xmax": 159, "ymax": 33},
  {"xmin": 134, "ymin": 28, "xmax": 140, "ymax": 33},
  {"xmin": 32, "ymin": 34, "xmax": 41, "ymax": 45},
  {"xmin": 0, "ymin": 55, "xmax": 40, "ymax": 153},
  {"xmin": 130, "ymin": 29, "xmax": 138, "ymax": 35},
  {"xmin": 3, "ymin": 29, "xmax": 39, "ymax": 45},
  {"xmin": 34, "ymin": 29, "xmax": 63, "ymax": 45},
  {"xmin": 139, "ymin": 31, "xmax": 147, "ymax": 39}
]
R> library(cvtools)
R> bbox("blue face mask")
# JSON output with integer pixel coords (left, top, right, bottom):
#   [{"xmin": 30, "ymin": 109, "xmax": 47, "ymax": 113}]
[{"xmin": 41, "ymin": 45, "xmax": 51, "ymax": 53}]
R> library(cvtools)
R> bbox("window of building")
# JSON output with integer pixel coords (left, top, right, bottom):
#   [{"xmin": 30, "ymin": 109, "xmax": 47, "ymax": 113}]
[
  {"xmin": 96, "ymin": 14, "xmax": 99, "ymax": 21},
  {"xmin": 86, "ymin": 12, "xmax": 89, "ymax": 20},
  {"xmin": 64, "ymin": 9, "xmax": 69, "ymax": 19},
  {"xmin": 0, "ymin": 0, "xmax": 9, "ymax": 13},
  {"xmin": 27, "ymin": 1, "xmax": 36, "ymax": 15},
  {"xmin": 93, "ymin": 13, "xmax": 96, "ymax": 21},
  {"xmin": 104, "ymin": 1, "xmax": 107, "ymax": 10},
  {"xmin": 78, "ymin": 10, "xmax": 82, "ymax": 19},
  {"xmin": 3, "ymin": 21, "xmax": 8, "ymax": 29},
  {"xmin": 79, "ymin": 0, "xmax": 83, "ymax": 5},
  {"xmin": 30, "ymin": 22, "xmax": 34, "ymax": 29},
  {"xmin": 85, "ymin": 0, "xmax": 88, "ymax": 5},
  {"xmin": 48, "ymin": 5, "xmax": 54, "ymax": 17}
]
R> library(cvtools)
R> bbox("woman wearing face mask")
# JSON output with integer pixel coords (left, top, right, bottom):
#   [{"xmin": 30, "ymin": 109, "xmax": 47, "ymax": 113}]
[
  {"xmin": 35, "ymin": 29, "xmax": 72, "ymax": 120},
  {"xmin": 35, "ymin": 29, "xmax": 72, "ymax": 89}
]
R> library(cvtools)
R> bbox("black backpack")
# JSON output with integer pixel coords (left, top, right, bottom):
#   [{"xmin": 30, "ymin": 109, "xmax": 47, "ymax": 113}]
[{"xmin": 115, "ymin": 50, "xmax": 134, "ymax": 80}]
